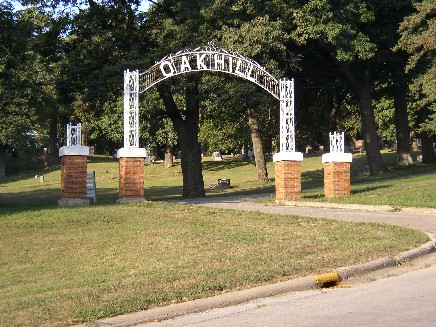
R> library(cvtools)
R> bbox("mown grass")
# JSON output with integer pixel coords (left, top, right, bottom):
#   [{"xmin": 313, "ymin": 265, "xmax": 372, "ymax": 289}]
[
  {"xmin": 302, "ymin": 172, "xmax": 436, "ymax": 208},
  {"xmin": 297, "ymin": 152, "xmax": 436, "ymax": 208},
  {"xmin": 1, "ymin": 151, "xmax": 435, "ymax": 207},
  {"xmin": 0, "ymin": 151, "xmax": 434, "ymax": 326},
  {"xmin": 0, "ymin": 201, "xmax": 428, "ymax": 326}
]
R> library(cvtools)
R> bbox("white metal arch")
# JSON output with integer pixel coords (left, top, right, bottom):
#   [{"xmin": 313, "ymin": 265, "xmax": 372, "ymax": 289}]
[
  {"xmin": 139, "ymin": 46, "xmax": 281, "ymax": 98},
  {"xmin": 122, "ymin": 46, "xmax": 297, "ymax": 159}
]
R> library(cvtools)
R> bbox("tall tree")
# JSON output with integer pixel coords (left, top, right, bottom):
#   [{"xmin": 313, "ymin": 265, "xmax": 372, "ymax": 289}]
[
  {"xmin": 157, "ymin": 76, "xmax": 205, "ymax": 197},
  {"xmin": 290, "ymin": 0, "xmax": 393, "ymax": 175},
  {"xmin": 15, "ymin": 0, "xmax": 152, "ymax": 154},
  {"xmin": 200, "ymin": 74, "xmax": 277, "ymax": 183},
  {"xmin": 247, "ymin": 108, "xmax": 269, "ymax": 182},
  {"xmin": 147, "ymin": 0, "xmax": 209, "ymax": 196},
  {"xmin": 216, "ymin": 14, "xmax": 290, "ymax": 183},
  {"xmin": 371, "ymin": 0, "xmax": 415, "ymax": 166},
  {"xmin": 396, "ymin": 0, "xmax": 436, "ymax": 163},
  {"xmin": 0, "ymin": 2, "xmax": 37, "ymax": 177}
]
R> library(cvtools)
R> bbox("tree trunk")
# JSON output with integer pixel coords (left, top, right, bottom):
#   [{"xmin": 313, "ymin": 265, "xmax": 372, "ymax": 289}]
[
  {"xmin": 177, "ymin": 123, "xmax": 205, "ymax": 197},
  {"xmin": 247, "ymin": 108, "xmax": 268, "ymax": 183},
  {"xmin": 241, "ymin": 145, "xmax": 249, "ymax": 160},
  {"xmin": 421, "ymin": 132, "xmax": 436, "ymax": 164},
  {"xmin": 393, "ymin": 81, "xmax": 412, "ymax": 166},
  {"xmin": 157, "ymin": 78, "xmax": 205, "ymax": 197},
  {"xmin": 326, "ymin": 95, "xmax": 338, "ymax": 132},
  {"xmin": 164, "ymin": 143, "xmax": 174, "ymax": 168},
  {"xmin": 49, "ymin": 113, "xmax": 58, "ymax": 158},
  {"xmin": 357, "ymin": 83, "xmax": 388, "ymax": 175},
  {"xmin": 339, "ymin": 62, "xmax": 387, "ymax": 175},
  {"xmin": 0, "ymin": 144, "xmax": 6, "ymax": 179},
  {"xmin": 324, "ymin": 94, "xmax": 339, "ymax": 151},
  {"xmin": 418, "ymin": 107, "xmax": 436, "ymax": 164}
]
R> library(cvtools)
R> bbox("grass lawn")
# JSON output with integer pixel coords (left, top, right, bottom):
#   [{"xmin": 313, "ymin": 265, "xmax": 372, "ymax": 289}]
[
  {"xmin": 2, "ymin": 151, "xmax": 435, "ymax": 206},
  {"xmin": 0, "ymin": 202, "xmax": 428, "ymax": 326},
  {"xmin": 0, "ymin": 151, "xmax": 434, "ymax": 326}
]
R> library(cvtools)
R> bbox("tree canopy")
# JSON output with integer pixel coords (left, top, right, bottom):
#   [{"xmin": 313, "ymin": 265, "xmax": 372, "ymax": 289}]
[{"xmin": 1, "ymin": 0, "xmax": 435, "ymax": 180}]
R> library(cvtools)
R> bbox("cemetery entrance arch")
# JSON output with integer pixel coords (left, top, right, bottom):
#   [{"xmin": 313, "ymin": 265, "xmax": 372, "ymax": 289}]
[{"xmin": 117, "ymin": 46, "xmax": 303, "ymax": 201}]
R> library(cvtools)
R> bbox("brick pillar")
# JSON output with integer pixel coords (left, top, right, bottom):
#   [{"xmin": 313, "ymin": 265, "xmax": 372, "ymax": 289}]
[
  {"xmin": 323, "ymin": 162, "xmax": 351, "ymax": 197},
  {"xmin": 61, "ymin": 155, "xmax": 87, "ymax": 198},
  {"xmin": 275, "ymin": 161, "xmax": 302, "ymax": 201},
  {"xmin": 119, "ymin": 157, "xmax": 144, "ymax": 199},
  {"xmin": 58, "ymin": 145, "xmax": 90, "ymax": 206}
]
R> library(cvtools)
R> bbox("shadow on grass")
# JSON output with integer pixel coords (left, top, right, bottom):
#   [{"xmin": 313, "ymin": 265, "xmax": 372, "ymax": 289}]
[
  {"xmin": 144, "ymin": 183, "xmax": 276, "ymax": 201},
  {"xmin": 2, "ymin": 155, "xmax": 117, "ymax": 185},
  {"xmin": 350, "ymin": 184, "xmax": 392, "ymax": 195},
  {"xmin": 87, "ymin": 156, "xmax": 118, "ymax": 164},
  {"xmin": 301, "ymin": 169, "xmax": 324, "ymax": 189},
  {"xmin": 202, "ymin": 158, "xmax": 255, "ymax": 172},
  {"xmin": 302, "ymin": 184, "xmax": 392, "ymax": 200},
  {"xmin": 205, "ymin": 184, "xmax": 275, "ymax": 198},
  {"xmin": 0, "ymin": 187, "xmax": 120, "ymax": 215},
  {"xmin": 144, "ymin": 185, "xmax": 184, "ymax": 200},
  {"xmin": 1, "ymin": 159, "xmax": 62, "ymax": 184}
]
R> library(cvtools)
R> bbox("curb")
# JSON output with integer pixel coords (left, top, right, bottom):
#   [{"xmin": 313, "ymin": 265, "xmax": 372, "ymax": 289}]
[
  {"xmin": 94, "ymin": 238, "xmax": 436, "ymax": 327},
  {"xmin": 95, "ymin": 276, "xmax": 318, "ymax": 327},
  {"xmin": 337, "ymin": 235, "xmax": 435, "ymax": 281}
]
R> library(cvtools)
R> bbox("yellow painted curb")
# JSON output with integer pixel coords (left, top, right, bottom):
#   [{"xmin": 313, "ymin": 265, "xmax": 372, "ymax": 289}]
[{"xmin": 312, "ymin": 272, "xmax": 340, "ymax": 288}]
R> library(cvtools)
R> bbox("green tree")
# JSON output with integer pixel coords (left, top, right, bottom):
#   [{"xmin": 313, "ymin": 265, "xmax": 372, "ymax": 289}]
[
  {"xmin": 273, "ymin": 0, "xmax": 414, "ymax": 165},
  {"xmin": 25, "ymin": 0, "xmax": 150, "ymax": 148},
  {"xmin": 147, "ymin": 0, "xmax": 210, "ymax": 197},
  {"xmin": 140, "ymin": 89, "xmax": 178, "ymax": 167},
  {"xmin": 157, "ymin": 75, "xmax": 205, "ymax": 197},
  {"xmin": 60, "ymin": 1, "xmax": 148, "ymax": 146},
  {"xmin": 215, "ymin": 14, "xmax": 290, "ymax": 183},
  {"xmin": 148, "ymin": 0, "xmax": 292, "ymax": 189},
  {"xmin": 21, "ymin": 5, "xmax": 70, "ymax": 157},
  {"xmin": 289, "ymin": 0, "xmax": 395, "ymax": 175},
  {"xmin": 396, "ymin": 0, "xmax": 435, "ymax": 163},
  {"xmin": 0, "ymin": 2, "xmax": 37, "ymax": 177},
  {"xmin": 199, "ymin": 75, "xmax": 278, "ymax": 183}
]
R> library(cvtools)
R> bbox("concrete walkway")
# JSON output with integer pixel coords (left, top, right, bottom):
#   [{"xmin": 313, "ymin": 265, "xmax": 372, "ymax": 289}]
[{"xmin": 95, "ymin": 195, "xmax": 436, "ymax": 327}]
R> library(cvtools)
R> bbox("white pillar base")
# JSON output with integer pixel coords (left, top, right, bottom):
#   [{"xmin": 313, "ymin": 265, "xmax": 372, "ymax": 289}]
[
  {"xmin": 273, "ymin": 152, "xmax": 303, "ymax": 162},
  {"xmin": 117, "ymin": 147, "xmax": 148, "ymax": 158},
  {"xmin": 322, "ymin": 153, "xmax": 353, "ymax": 163}
]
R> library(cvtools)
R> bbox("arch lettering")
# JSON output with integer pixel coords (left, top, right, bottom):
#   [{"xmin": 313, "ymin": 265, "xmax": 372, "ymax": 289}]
[{"xmin": 139, "ymin": 46, "xmax": 280, "ymax": 99}]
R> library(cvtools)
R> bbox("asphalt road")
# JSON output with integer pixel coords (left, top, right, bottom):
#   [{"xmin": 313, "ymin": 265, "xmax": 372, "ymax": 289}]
[{"xmin": 141, "ymin": 262, "xmax": 436, "ymax": 327}]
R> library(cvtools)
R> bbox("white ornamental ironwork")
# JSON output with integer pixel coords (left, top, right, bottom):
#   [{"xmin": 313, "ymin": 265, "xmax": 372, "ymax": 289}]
[
  {"xmin": 67, "ymin": 123, "xmax": 81, "ymax": 146},
  {"xmin": 124, "ymin": 69, "xmax": 139, "ymax": 148},
  {"xmin": 279, "ymin": 79, "xmax": 295, "ymax": 153},
  {"xmin": 123, "ymin": 46, "xmax": 296, "ymax": 156},
  {"xmin": 138, "ymin": 46, "xmax": 280, "ymax": 98},
  {"xmin": 329, "ymin": 132, "xmax": 345, "ymax": 153}
]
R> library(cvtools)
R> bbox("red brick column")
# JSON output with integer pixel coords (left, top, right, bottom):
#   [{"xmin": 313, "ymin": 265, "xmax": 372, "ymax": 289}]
[
  {"xmin": 275, "ymin": 161, "xmax": 302, "ymax": 201},
  {"xmin": 119, "ymin": 157, "xmax": 144, "ymax": 199},
  {"xmin": 61, "ymin": 155, "xmax": 87, "ymax": 198},
  {"xmin": 324, "ymin": 162, "xmax": 351, "ymax": 197}
]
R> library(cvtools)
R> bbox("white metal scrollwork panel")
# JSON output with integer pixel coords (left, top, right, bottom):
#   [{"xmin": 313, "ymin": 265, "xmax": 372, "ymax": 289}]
[
  {"xmin": 67, "ymin": 123, "xmax": 81, "ymax": 146},
  {"xmin": 124, "ymin": 70, "xmax": 139, "ymax": 148},
  {"xmin": 330, "ymin": 132, "xmax": 345, "ymax": 153},
  {"xmin": 279, "ymin": 79, "xmax": 295, "ymax": 153}
]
